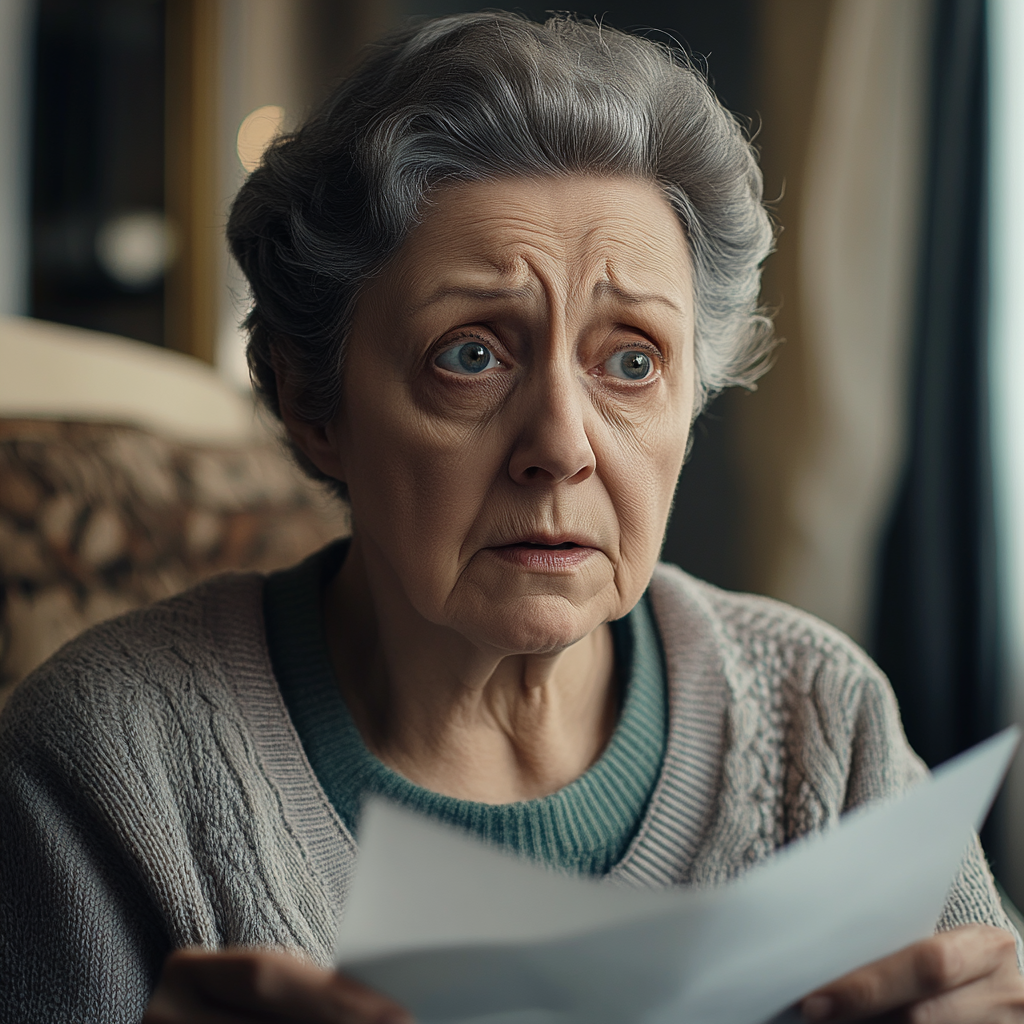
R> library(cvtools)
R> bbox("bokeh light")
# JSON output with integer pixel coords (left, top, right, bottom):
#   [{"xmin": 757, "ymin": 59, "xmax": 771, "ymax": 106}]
[
  {"xmin": 95, "ymin": 211, "xmax": 177, "ymax": 291},
  {"xmin": 236, "ymin": 105, "xmax": 286, "ymax": 173}
]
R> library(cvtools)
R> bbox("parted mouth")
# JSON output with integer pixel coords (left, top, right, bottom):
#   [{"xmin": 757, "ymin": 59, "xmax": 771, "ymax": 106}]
[
  {"xmin": 498, "ymin": 535, "xmax": 596, "ymax": 550},
  {"xmin": 516, "ymin": 540, "xmax": 580, "ymax": 550}
]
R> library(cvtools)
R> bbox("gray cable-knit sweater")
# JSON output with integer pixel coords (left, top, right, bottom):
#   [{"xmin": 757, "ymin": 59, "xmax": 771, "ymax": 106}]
[{"xmin": 0, "ymin": 562, "xmax": 1017, "ymax": 1024}]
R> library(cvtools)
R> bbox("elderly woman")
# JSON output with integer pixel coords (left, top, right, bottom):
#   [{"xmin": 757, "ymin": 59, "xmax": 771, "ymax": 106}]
[{"xmin": 1, "ymin": 11, "xmax": 1022, "ymax": 1024}]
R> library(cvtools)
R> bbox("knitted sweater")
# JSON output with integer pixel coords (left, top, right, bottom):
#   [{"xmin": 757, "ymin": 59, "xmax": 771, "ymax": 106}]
[{"xmin": 0, "ymin": 562, "xmax": 1017, "ymax": 1024}]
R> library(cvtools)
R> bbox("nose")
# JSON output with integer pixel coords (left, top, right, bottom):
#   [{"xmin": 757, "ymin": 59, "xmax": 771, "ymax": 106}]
[{"xmin": 507, "ymin": 367, "xmax": 597, "ymax": 485}]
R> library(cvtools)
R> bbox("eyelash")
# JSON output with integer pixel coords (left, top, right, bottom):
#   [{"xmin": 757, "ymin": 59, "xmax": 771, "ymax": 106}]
[
  {"xmin": 443, "ymin": 330, "xmax": 492, "ymax": 346},
  {"xmin": 607, "ymin": 337, "xmax": 662, "ymax": 366},
  {"xmin": 435, "ymin": 330, "xmax": 495, "ymax": 353},
  {"xmin": 614, "ymin": 338, "xmax": 659, "ymax": 357}
]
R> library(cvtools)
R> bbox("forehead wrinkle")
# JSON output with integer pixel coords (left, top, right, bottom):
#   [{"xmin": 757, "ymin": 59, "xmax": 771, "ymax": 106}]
[
  {"xmin": 486, "ymin": 251, "xmax": 533, "ymax": 282},
  {"xmin": 467, "ymin": 246, "xmax": 573, "ymax": 318},
  {"xmin": 592, "ymin": 278, "xmax": 684, "ymax": 316},
  {"xmin": 563, "ymin": 208, "xmax": 687, "ymax": 278},
  {"xmin": 553, "ymin": 244, "xmax": 689, "ymax": 325},
  {"xmin": 399, "ymin": 248, "xmax": 538, "ymax": 315},
  {"xmin": 396, "ymin": 192, "xmax": 690, "ymax": 323},
  {"xmin": 595, "ymin": 227, "xmax": 692, "ymax": 308},
  {"xmin": 408, "ymin": 283, "xmax": 535, "ymax": 315}
]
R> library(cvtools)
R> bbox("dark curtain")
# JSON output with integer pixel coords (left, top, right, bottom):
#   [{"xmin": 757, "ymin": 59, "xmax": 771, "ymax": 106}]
[{"xmin": 871, "ymin": 0, "xmax": 998, "ymax": 771}]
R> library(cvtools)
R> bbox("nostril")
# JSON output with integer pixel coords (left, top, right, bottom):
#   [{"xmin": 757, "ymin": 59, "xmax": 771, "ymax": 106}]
[
  {"xmin": 518, "ymin": 465, "xmax": 554, "ymax": 482},
  {"xmin": 513, "ymin": 462, "xmax": 591, "ymax": 484}
]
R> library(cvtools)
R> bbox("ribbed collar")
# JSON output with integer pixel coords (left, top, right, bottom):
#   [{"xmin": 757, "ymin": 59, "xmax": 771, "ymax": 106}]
[{"xmin": 263, "ymin": 540, "xmax": 666, "ymax": 876}]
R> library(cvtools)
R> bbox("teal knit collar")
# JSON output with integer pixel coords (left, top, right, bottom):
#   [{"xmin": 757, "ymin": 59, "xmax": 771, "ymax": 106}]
[{"xmin": 264, "ymin": 539, "xmax": 667, "ymax": 876}]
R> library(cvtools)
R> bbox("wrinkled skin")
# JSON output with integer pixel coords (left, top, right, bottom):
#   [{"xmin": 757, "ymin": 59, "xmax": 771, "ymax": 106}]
[{"xmin": 144, "ymin": 176, "xmax": 1024, "ymax": 1024}]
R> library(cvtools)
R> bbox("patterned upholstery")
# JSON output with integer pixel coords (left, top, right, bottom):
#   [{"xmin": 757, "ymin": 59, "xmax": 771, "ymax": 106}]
[{"xmin": 0, "ymin": 418, "xmax": 349, "ymax": 705}]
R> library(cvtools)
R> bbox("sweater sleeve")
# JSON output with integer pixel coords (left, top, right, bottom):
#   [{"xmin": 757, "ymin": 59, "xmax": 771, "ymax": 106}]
[
  {"xmin": 0, "ymin": 581, "xmax": 349, "ymax": 1023},
  {"xmin": 0, "ymin": 672, "xmax": 170, "ymax": 1024},
  {"xmin": 840, "ymin": 665, "xmax": 1024, "ymax": 969}
]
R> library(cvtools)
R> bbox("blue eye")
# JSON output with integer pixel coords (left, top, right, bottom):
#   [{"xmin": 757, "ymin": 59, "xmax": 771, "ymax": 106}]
[
  {"xmin": 435, "ymin": 340, "xmax": 501, "ymax": 375},
  {"xmin": 605, "ymin": 349, "xmax": 654, "ymax": 380}
]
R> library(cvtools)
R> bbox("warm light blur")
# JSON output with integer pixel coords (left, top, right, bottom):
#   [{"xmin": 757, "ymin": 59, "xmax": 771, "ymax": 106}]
[
  {"xmin": 95, "ymin": 211, "xmax": 178, "ymax": 290},
  {"xmin": 236, "ymin": 104, "xmax": 286, "ymax": 173}
]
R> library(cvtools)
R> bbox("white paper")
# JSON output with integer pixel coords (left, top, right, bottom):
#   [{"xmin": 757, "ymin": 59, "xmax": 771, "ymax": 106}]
[{"xmin": 335, "ymin": 728, "xmax": 1019, "ymax": 1024}]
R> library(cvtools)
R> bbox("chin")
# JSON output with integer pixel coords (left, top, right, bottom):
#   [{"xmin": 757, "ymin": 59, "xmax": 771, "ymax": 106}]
[{"xmin": 456, "ymin": 592, "xmax": 608, "ymax": 655}]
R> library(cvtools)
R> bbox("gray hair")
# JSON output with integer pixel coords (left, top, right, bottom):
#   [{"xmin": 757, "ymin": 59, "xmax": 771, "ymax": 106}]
[{"xmin": 227, "ymin": 11, "xmax": 774, "ymax": 487}]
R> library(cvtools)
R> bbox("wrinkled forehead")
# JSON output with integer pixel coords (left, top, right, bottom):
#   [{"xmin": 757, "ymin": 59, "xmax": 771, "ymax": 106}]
[{"xmin": 379, "ymin": 175, "xmax": 694, "ymax": 316}]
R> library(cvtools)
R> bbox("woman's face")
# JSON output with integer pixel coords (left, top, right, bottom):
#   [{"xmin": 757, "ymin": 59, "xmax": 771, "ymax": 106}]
[{"xmin": 323, "ymin": 175, "xmax": 695, "ymax": 654}]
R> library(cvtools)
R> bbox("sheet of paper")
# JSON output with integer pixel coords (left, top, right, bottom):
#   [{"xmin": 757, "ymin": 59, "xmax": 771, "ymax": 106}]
[{"xmin": 335, "ymin": 728, "xmax": 1019, "ymax": 1024}]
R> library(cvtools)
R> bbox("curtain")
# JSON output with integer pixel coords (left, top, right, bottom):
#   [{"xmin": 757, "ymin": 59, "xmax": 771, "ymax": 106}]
[
  {"xmin": 738, "ymin": 0, "xmax": 930, "ymax": 645},
  {"xmin": 871, "ymin": 0, "xmax": 998, "ymax": 771},
  {"xmin": 779, "ymin": 0, "xmax": 930, "ymax": 645}
]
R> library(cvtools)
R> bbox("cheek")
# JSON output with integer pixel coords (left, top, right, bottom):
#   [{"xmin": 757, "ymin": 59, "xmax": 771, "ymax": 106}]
[
  {"xmin": 341, "ymin": 375, "xmax": 507, "ymax": 583},
  {"xmin": 599, "ymin": 386, "xmax": 691, "ymax": 574},
  {"xmin": 609, "ymin": 427, "xmax": 686, "ymax": 542}
]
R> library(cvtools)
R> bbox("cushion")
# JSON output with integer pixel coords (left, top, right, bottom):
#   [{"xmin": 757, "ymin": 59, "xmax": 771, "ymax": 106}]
[
  {"xmin": 0, "ymin": 419, "xmax": 349, "ymax": 705},
  {"xmin": 0, "ymin": 315, "xmax": 260, "ymax": 444}
]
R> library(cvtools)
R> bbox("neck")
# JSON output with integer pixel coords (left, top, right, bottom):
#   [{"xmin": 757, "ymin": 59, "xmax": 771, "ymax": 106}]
[{"xmin": 323, "ymin": 537, "xmax": 618, "ymax": 803}]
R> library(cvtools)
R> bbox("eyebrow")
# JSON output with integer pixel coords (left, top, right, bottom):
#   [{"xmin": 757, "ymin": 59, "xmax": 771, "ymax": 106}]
[
  {"xmin": 592, "ymin": 280, "xmax": 684, "ymax": 315},
  {"xmin": 410, "ymin": 285, "xmax": 535, "ymax": 313},
  {"xmin": 410, "ymin": 280, "xmax": 685, "ymax": 317}
]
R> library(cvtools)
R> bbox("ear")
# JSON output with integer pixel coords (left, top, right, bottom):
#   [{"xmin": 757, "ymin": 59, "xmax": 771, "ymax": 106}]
[{"xmin": 275, "ymin": 363, "xmax": 349, "ymax": 485}]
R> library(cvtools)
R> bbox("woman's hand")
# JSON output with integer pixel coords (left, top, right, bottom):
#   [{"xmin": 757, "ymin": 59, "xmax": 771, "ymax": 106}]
[
  {"xmin": 142, "ymin": 948, "xmax": 413, "ymax": 1024},
  {"xmin": 800, "ymin": 924, "xmax": 1024, "ymax": 1023}
]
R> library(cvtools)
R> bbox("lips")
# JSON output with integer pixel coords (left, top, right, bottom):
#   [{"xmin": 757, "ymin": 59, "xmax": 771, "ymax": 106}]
[{"xmin": 489, "ymin": 536, "xmax": 598, "ymax": 571}]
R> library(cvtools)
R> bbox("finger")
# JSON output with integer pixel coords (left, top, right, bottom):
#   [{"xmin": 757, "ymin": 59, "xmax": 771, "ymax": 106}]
[
  {"xmin": 895, "ymin": 970, "xmax": 1024, "ymax": 1024},
  {"xmin": 163, "ymin": 949, "xmax": 412, "ymax": 1024},
  {"xmin": 801, "ymin": 926, "xmax": 1014, "ymax": 1023},
  {"xmin": 194, "ymin": 949, "xmax": 411, "ymax": 1023},
  {"xmin": 144, "ymin": 984, "xmax": 273, "ymax": 1024},
  {"xmin": 145, "ymin": 951, "xmax": 277, "ymax": 1024}
]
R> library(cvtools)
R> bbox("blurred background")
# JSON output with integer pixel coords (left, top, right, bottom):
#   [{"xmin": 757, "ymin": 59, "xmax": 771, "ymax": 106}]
[{"xmin": 3, "ymin": 0, "xmax": 1024, "ymax": 905}]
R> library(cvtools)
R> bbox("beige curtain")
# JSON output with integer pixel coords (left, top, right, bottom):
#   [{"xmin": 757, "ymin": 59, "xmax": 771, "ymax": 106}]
[{"xmin": 741, "ymin": 0, "xmax": 930, "ymax": 644}]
